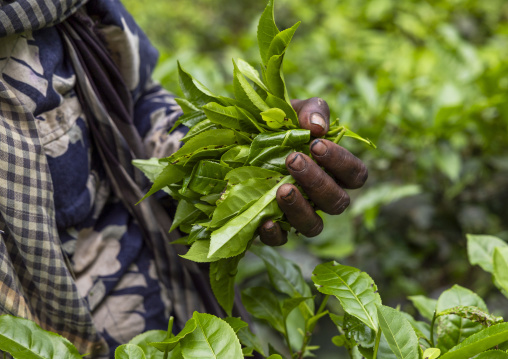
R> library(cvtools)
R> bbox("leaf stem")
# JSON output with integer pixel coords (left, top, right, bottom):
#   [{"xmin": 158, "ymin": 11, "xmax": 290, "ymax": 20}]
[
  {"xmin": 316, "ymin": 294, "xmax": 330, "ymax": 316},
  {"xmin": 283, "ymin": 321, "xmax": 294, "ymax": 358},
  {"xmin": 430, "ymin": 310, "xmax": 437, "ymax": 347},
  {"xmin": 297, "ymin": 295, "xmax": 330, "ymax": 359},
  {"xmin": 372, "ymin": 328, "xmax": 381, "ymax": 359},
  {"xmin": 326, "ymin": 125, "xmax": 344, "ymax": 136},
  {"xmin": 333, "ymin": 128, "xmax": 346, "ymax": 144},
  {"xmin": 164, "ymin": 316, "xmax": 175, "ymax": 359}
]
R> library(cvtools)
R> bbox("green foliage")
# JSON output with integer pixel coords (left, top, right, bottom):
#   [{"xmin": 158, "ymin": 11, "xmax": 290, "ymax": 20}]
[
  {"xmin": 16, "ymin": 0, "xmax": 504, "ymax": 357},
  {"xmin": 133, "ymin": 0, "xmax": 373, "ymax": 319},
  {"xmin": 2, "ymin": 232, "xmax": 508, "ymax": 359},
  {"xmin": 376, "ymin": 305, "xmax": 420, "ymax": 359},
  {"xmin": 312, "ymin": 261, "xmax": 381, "ymax": 331},
  {"xmin": 124, "ymin": 0, "xmax": 508, "ymax": 318},
  {"xmin": 0, "ymin": 315, "xmax": 82, "ymax": 359}
]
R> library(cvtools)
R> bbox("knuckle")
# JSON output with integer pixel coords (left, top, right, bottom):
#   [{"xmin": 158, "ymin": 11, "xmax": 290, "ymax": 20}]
[{"xmin": 329, "ymin": 193, "xmax": 350, "ymax": 215}]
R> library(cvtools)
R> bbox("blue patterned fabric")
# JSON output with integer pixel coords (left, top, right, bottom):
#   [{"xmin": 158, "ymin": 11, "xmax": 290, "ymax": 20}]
[{"xmin": 0, "ymin": 0, "xmax": 191, "ymax": 356}]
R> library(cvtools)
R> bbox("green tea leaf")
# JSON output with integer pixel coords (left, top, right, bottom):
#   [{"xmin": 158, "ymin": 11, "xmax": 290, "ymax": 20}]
[
  {"xmin": 257, "ymin": 0, "xmax": 279, "ymax": 65},
  {"xmin": 312, "ymin": 261, "xmax": 381, "ymax": 331},
  {"xmin": 401, "ymin": 312, "xmax": 431, "ymax": 342},
  {"xmin": 223, "ymin": 317, "xmax": 248, "ymax": 334},
  {"xmin": 265, "ymin": 93, "xmax": 298, "ymax": 125},
  {"xmin": 343, "ymin": 127, "xmax": 377, "ymax": 149},
  {"xmin": 408, "ymin": 295, "xmax": 437, "ymax": 322},
  {"xmin": 175, "ymin": 97, "xmax": 199, "ymax": 114},
  {"xmin": 187, "ymin": 160, "xmax": 231, "ymax": 195},
  {"xmin": 241, "ymin": 287, "xmax": 285, "ymax": 334},
  {"xmin": 266, "ymin": 21, "xmax": 301, "ymax": 61},
  {"xmin": 202, "ymin": 102, "xmax": 243, "ymax": 130},
  {"xmin": 494, "ymin": 247, "xmax": 508, "ymax": 294},
  {"xmin": 133, "ymin": 158, "xmax": 166, "ymax": 183},
  {"xmin": 331, "ymin": 335, "xmax": 348, "ymax": 348},
  {"xmin": 236, "ymin": 59, "xmax": 269, "ymax": 92},
  {"xmin": 237, "ymin": 326, "xmax": 266, "ymax": 357},
  {"xmin": 181, "ymin": 240, "xmax": 221, "ymax": 263},
  {"xmin": 178, "ymin": 61, "xmax": 220, "ymax": 107},
  {"xmin": 170, "ymin": 200, "xmax": 207, "ymax": 232},
  {"xmin": 187, "ymin": 225, "xmax": 210, "ymax": 244},
  {"xmin": 180, "ymin": 313, "xmax": 244, "ymax": 358},
  {"xmin": 149, "ymin": 318, "xmax": 197, "ymax": 353},
  {"xmin": 281, "ymin": 297, "xmax": 313, "ymax": 320},
  {"xmin": 422, "ymin": 348, "xmax": 441, "ymax": 359},
  {"xmin": 211, "ymin": 177, "xmax": 277, "ymax": 229},
  {"xmin": 439, "ymin": 323, "xmax": 508, "ymax": 359},
  {"xmin": 377, "ymin": 305, "xmax": 420, "ymax": 359},
  {"xmin": 342, "ymin": 313, "xmax": 376, "ymax": 348},
  {"xmin": 220, "ymin": 146, "xmax": 250, "ymax": 168},
  {"xmin": 247, "ymin": 146, "xmax": 293, "ymax": 173},
  {"xmin": 236, "ymin": 106, "xmax": 267, "ymax": 133},
  {"xmin": 250, "ymin": 245, "xmax": 314, "ymax": 316},
  {"xmin": 467, "ymin": 234, "xmax": 508, "ymax": 273},
  {"xmin": 128, "ymin": 330, "xmax": 167, "ymax": 359},
  {"xmin": 115, "ymin": 344, "xmax": 146, "ymax": 359},
  {"xmin": 260, "ymin": 108, "xmax": 288, "ymax": 129},
  {"xmin": 233, "ymin": 59, "xmax": 270, "ymax": 115},
  {"xmin": 343, "ymin": 312, "xmax": 376, "ymax": 348},
  {"xmin": 181, "ymin": 120, "xmax": 219, "ymax": 143},
  {"xmin": 225, "ymin": 166, "xmax": 283, "ymax": 184},
  {"xmin": 267, "ymin": 355, "xmax": 283, "ymax": 359},
  {"xmin": 175, "ymin": 111, "xmax": 208, "ymax": 131},
  {"xmin": 246, "ymin": 130, "xmax": 310, "ymax": 173},
  {"xmin": 0, "ymin": 315, "xmax": 82, "ymax": 359},
  {"xmin": 248, "ymin": 129, "xmax": 310, "ymax": 155},
  {"xmin": 161, "ymin": 129, "xmax": 238, "ymax": 164},
  {"xmin": 436, "ymin": 285, "xmax": 487, "ymax": 353},
  {"xmin": 265, "ymin": 54, "xmax": 287, "ymax": 101},
  {"xmin": 139, "ymin": 164, "xmax": 188, "ymax": 203},
  {"xmin": 210, "ymin": 254, "xmax": 245, "ymax": 316},
  {"xmin": 209, "ymin": 175, "xmax": 295, "ymax": 259},
  {"xmin": 475, "ymin": 350, "xmax": 508, "ymax": 358}
]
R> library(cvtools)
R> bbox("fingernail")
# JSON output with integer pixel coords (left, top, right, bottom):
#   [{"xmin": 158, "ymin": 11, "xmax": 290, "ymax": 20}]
[
  {"xmin": 288, "ymin": 153, "xmax": 306, "ymax": 171},
  {"xmin": 282, "ymin": 188, "xmax": 296, "ymax": 204},
  {"xmin": 310, "ymin": 112, "xmax": 326, "ymax": 130},
  {"xmin": 310, "ymin": 139, "xmax": 328, "ymax": 156},
  {"xmin": 264, "ymin": 221, "xmax": 276, "ymax": 231}
]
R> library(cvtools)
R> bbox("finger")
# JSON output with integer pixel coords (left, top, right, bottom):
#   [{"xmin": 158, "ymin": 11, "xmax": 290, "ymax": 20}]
[
  {"xmin": 259, "ymin": 220, "xmax": 288, "ymax": 246},
  {"xmin": 276, "ymin": 183, "xmax": 323, "ymax": 237},
  {"xmin": 286, "ymin": 152, "xmax": 350, "ymax": 215},
  {"xmin": 310, "ymin": 139, "xmax": 368, "ymax": 189},
  {"xmin": 290, "ymin": 97, "xmax": 330, "ymax": 138}
]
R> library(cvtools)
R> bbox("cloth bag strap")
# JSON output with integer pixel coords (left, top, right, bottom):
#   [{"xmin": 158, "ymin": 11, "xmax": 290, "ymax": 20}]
[{"xmin": 56, "ymin": 11, "xmax": 224, "ymax": 325}]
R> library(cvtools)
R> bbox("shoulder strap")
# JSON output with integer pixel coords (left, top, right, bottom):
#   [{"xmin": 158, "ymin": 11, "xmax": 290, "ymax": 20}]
[{"xmin": 56, "ymin": 11, "xmax": 225, "ymax": 325}]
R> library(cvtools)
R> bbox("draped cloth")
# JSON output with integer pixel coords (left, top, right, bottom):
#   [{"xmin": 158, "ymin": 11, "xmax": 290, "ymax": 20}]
[{"xmin": 0, "ymin": 0, "xmax": 221, "ymax": 355}]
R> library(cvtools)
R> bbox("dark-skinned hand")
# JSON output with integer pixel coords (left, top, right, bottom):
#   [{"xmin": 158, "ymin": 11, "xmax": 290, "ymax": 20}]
[{"xmin": 258, "ymin": 97, "xmax": 368, "ymax": 246}]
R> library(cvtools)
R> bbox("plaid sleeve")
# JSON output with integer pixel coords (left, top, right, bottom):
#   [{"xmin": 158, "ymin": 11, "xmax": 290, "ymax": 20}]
[
  {"xmin": 0, "ymin": 0, "xmax": 87, "ymax": 37},
  {"xmin": 0, "ymin": 81, "xmax": 107, "ymax": 355}
]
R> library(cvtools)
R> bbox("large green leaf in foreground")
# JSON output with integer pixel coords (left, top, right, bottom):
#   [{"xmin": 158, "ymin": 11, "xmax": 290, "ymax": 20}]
[
  {"xmin": 115, "ymin": 344, "xmax": 146, "ymax": 359},
  {"xmin": 208, "ymin": 175, "xmax": 295, "ymax": 259},
  {"xmin": 0, "ymin": 315, "xmax": 82, "ymax": 359},
  {"xmin": 312, "ymin": 262, "xmax": 381, "ymax": 331},
  {"xmin": 436, "ymin": 285, "xmax": 487, "ymax": 353},
  {"xmin": 179, "ymin": 312, "xmax": 243, "ymax": 359},
  {"xmin": 376, "ymin": 305, "xmax": 419, "ymax": 359},
  {"xmin": 439, "ymin": 322, "xmax": 508, "ymax": 359}
]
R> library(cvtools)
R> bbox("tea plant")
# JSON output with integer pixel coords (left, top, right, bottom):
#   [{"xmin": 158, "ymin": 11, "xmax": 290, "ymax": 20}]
[
  {"xmin": 132, "ymin": 0, "xmax": 374, "ymax": 317},
  {"xmin": 2, "ymin": 234, "xmax": 508, "ymax": 358}
]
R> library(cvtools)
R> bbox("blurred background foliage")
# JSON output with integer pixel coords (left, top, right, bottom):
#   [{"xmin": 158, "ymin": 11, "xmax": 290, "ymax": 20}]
[{"xmin": 123, "ymin": 0, "xmax": 508, "ymax": 355}]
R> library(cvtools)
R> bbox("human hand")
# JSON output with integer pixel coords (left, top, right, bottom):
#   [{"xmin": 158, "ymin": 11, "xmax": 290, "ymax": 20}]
[{"xmin": 258, "ymin": 97, "xmax": 368, "ymax": 246}]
